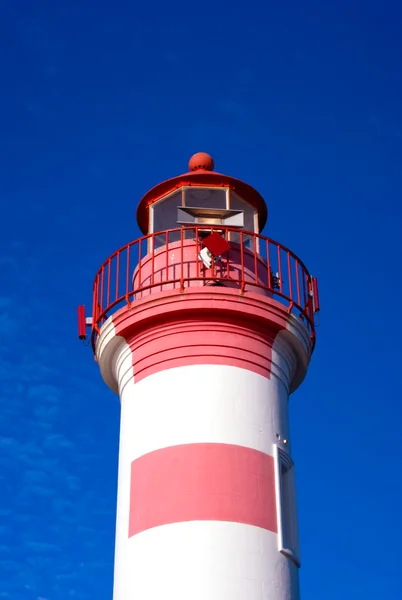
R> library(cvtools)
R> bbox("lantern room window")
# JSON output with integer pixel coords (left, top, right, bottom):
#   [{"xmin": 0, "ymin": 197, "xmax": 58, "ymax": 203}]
[
  {"xmin": 228, "ymin": 192, "xmax": 256, "ymax": 234},
  {"xmin": 149, "ymin": 186, "xmax": 259, "ymax": 250},
  {"xmin": 151, "ymin": 190, "xmax": 182, "ymax": 234},
  {"xmin": 184, "ymin": 187, "xmax": 227, "ymax": 209}
]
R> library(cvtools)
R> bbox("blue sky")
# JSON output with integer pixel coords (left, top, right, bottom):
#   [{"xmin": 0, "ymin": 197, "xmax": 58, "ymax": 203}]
[{"xmin": 1, "ymin": 1, "xmax": 402, "ymax": 598}]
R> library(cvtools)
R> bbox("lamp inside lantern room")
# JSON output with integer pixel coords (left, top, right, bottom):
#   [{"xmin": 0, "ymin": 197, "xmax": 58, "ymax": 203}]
[{"xmin": 150, "ymin": 187, "xmax": 258, "ymax": 236}]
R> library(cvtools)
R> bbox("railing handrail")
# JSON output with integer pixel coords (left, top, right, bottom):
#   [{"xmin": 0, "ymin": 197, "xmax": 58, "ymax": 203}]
[
  {"xmin": 94, "ymin": 226, "xmax": 312, "ymax": 276},
  {"xmin": 91, "ymin": 226, "xmax": 318, "ymax": 352}
]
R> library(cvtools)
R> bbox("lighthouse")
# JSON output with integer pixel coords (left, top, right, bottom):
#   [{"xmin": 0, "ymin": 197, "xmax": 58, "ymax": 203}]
[{"xmin": 78, "ymin": 152, "xmax": 319, "ymax": 600}]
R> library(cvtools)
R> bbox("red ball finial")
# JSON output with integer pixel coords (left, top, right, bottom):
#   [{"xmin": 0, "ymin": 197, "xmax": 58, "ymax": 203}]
[{"xmin": 188, "ymin": 152, "xmax": 215, "ymax": 172}]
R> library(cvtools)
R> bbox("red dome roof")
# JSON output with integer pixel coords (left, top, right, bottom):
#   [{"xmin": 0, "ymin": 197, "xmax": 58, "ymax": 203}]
[{"xmin": 188, "ymin": 152, "xmax": 215, "ymax": 172}]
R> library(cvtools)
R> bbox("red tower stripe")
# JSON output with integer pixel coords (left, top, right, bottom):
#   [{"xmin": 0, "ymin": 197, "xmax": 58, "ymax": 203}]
[
  {"xmin": 126, "ymin": 320, "xmax": 280, "ymax": 384},
  {"xmin": 111, "ymin": 289, "xmax": 287, "ymax": 385},
  {"xmin": 128, "ymin": 443, "xmax": 278, "ymax": 537}
]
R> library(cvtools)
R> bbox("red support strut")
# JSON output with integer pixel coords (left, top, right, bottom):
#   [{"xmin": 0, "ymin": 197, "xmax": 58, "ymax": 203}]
[{"xmin": 78, "ymin": 305, "xmax": 87, "ymax": 340}]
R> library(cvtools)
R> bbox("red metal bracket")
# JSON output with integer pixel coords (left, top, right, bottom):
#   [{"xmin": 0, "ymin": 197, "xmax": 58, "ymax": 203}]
[{"xmin": 78, "ymin": 305, "xmax": 87, "ymax": 340}]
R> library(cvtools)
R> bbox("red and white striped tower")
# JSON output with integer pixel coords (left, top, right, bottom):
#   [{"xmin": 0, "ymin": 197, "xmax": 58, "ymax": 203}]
[{"xmin": 80, "ymin": 152, "xmax": 319, "ymax": 600}]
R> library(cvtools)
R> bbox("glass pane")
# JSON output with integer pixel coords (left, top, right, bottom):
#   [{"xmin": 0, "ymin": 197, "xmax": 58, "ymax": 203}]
[
  {"xmin": 229, "ymin": 192, "xmax": 256, "ymax": 233},
  {"xmin": 184, "ymin": 187, "xmax": 227, "ymax": 209},
  {"xmin": 152, "ymin": 191, "xmax": 182, "ymax": 233},
  {"xmin": 153, "ymin": 230, "xmax": 181, "ymax": 249}
]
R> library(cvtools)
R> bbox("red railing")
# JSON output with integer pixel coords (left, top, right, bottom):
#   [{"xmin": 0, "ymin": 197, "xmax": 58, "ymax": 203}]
[{"xmin": 90, "ymin": 226, "xmax": 319, "ymax": 351}]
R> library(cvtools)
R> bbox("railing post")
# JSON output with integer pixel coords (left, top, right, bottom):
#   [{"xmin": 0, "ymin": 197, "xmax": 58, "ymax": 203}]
[
  {"xmin": 151, "ymin": 234, "xmax": 155, "ymax": 287},
  {"xmin": 239, "ymin": 231, "xmax": 245, "ymax": 294},
  {"xmin": 295, "ymin": 259, "xmax": 300, "ymax": 307},
  {"xmin": 195, "ymin": 226, "xmax": 200, "ymax": 279},
  {"xmin": 116, "ymin": 252, "xmax": 120, "ymax": 304},
  {"xmin": 165, "ymin": 231, "xmax": 169, "ymax": 282},
  {"xmin": 277, "ymin": 245, "xmax": 283, "ymax": 294},
  {"xmin": 100, "ymin": 266, "xmax": 104, "ymax": 321},
  {"xmin": 254, "ymin": 233, "xmax": 258, "ymax": 284},
  {"xmin": 287, "ymin": 252, "xmax": 293, "ymax": 301},
  {"xmin": 180, "ymin": 227, "xmax": 184, "ymax": 292},
  {"xmin": 107, "ymin": 258, "xmax": 111, "ymax": 308},
  {"xmin": 126, "ymin": 245, "xmax": 131, "ymax": 305}
]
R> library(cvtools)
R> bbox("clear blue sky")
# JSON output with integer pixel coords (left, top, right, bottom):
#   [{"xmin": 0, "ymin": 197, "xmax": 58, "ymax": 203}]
[{"xmin": 1, "ymin": 1, "xmax": 402, "ymax": 598}]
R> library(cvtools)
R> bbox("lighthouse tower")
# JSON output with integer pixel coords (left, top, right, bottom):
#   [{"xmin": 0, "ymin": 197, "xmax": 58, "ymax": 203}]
[{"xmin": 79, "ymin": 152, "xmax": 319, "ymax": 600}]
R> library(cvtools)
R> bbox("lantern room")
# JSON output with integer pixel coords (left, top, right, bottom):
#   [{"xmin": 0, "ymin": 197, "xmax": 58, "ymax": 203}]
[{"xmin": 136, "ymin": 152, "xmax": 268, "ymax": 245}]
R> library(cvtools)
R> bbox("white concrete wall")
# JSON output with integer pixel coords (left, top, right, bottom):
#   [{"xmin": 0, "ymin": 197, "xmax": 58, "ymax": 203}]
[{"xmin": 112, "ymin": 361, "xmax": 300, "ymax": 600}]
